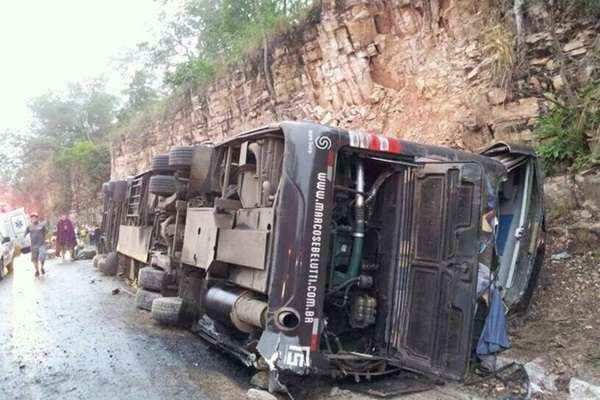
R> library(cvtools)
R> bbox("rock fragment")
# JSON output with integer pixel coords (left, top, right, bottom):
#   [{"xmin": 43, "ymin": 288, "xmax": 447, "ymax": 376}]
[
  {"xmin": 247, "ymin": 388, "xmax": 278, "ymax": 400},
  {"xmin": 569, "ymin": 377, "xmax": 600, "ymax": 400}
]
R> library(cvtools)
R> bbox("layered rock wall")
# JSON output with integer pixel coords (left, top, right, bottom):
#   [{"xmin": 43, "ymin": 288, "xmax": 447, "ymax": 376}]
[{"xmin": 111, "ymin": 0, "xmax": 597, "ymax": 178}]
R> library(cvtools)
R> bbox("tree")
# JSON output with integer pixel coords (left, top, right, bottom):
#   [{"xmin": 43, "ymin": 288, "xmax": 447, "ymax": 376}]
[
  {"xmin": 118, "ymin": 70, "xmax": 161, "ymax": 121},
  {"xmin": 134, "ymin": 0, "xmax": 315, "ymax": 89},
  {"xmin": 29, "ymin": 78, "xmax": 117, "ymax": 143},
  {"xmin": 0, "ymin": 130, "xmax": 25, "ymax": 185},
  {"xmin": 7, "ymin": 78, "xmax": 117, "ymax": 220},
  {"xmin": 55, "ymin": 140, "xmax": 111, "ymax": 220}
]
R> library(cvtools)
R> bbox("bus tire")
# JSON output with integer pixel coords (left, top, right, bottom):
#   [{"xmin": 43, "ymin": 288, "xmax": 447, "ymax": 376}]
[
  {"xmin": 138, "ymin": 267, "xmax": 166, "ymax": 292},
  {"xmin": 149, "ymin": 175, "xmax": 177, "ymax": 197},
  {"xmin": 99, "ymin": 252, "xmax": 118, "ymax": 276},
  {"xmin": 136, "ymin": 289, "xmax": 162, "ymax": 311},
  {"xmin": 152, "ymin": 297, "xmax": 198, "ymax": 326},
  {"xmin": 169, "ymin": 146, "xmax": 194, "ymax": 170},
  {"xmin": 151, "ymin": 154, "xmax": 174, "ymax": 174},
  {"xmin": 92, "ymin": 254, "xmax": 102, "ymax": 269}
]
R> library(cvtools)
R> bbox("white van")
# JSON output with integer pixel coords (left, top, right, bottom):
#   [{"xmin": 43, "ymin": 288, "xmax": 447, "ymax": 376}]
[
  {"xmin": 0, "ymin": 223, "xmax": 15, "ymax": 278},
  {"xmin": 0, "ymin": 208, "xmax": 31, "ymax": 253}
]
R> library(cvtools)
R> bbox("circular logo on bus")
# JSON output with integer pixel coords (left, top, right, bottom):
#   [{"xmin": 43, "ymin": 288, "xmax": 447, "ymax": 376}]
[{"xmin": 315, "ymin": 136, "xmax": 332, "ymax": 150}]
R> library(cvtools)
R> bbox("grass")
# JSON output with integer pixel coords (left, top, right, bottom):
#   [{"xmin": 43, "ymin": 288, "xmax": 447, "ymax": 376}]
[
  {"xmin": 536, "ymin": 79, "xmax": 600, "ymax": 174},
  {"xmin": 482, "ymin": 23, "xmax": 516, "ymax": 89}
]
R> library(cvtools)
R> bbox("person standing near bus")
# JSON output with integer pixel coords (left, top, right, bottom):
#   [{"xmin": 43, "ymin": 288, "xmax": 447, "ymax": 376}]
[
  {"xmin": 56, "ymin": 214, "xmax": 77, "ymax": 260},
  {"xmin": 25, "ymin": 212, "xmax": 47, "ymax": 277}
]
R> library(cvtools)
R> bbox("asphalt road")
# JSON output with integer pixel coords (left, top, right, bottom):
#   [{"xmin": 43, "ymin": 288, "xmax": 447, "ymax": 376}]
[
  {"xmin": 0, "ymin": 255, "xmax": 484, "ymax": 400},
  {"xmin": 0, "ymin": 255, "xmax": 251, "ymax": 400}
]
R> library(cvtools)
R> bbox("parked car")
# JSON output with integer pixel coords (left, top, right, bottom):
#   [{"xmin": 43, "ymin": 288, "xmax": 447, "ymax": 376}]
[{"xmin": 99, "ymin": 121, "xmax": 545, "ymax": 389}]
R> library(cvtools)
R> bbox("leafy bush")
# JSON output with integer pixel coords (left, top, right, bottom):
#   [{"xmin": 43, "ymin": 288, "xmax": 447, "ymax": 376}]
[
  {"xmin": 164, "ymin": 58, "xmax": 217, "ymax": 89},
  {"xmin": 536, "ymin": 81, "xmax": 600, "ymax": 174}
]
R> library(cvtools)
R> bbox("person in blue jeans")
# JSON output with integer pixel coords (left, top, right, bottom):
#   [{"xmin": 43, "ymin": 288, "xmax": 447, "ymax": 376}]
[{"xmin": 25, "ymin": 213, "xmax": 48, "ymax": 277}]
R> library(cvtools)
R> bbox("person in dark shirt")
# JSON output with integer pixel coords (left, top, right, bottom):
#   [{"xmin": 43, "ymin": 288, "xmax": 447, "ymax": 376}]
[
  {"xmin": 56, "ymin": 214, "xmax": 77, "ymax": 260},
  {"xmin": 25, "ymin": 213, "xmax": 47, "ymax": 278}
]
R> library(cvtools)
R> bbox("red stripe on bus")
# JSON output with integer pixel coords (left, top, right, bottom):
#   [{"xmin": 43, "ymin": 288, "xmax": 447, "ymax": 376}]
[
  {"xmin": 369, "ymin": 134, "xmax": 379, "ymax": 150},
  {"xmin": 389, "ymin": 139, "xmax": 401, "ymax": 153}
]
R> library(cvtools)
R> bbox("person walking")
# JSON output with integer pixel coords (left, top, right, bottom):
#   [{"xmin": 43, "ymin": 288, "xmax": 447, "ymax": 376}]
[
  {"xmin": 56, "ymin": 214, "xmax": 77, "ymax": 260},
  {"xmin": 25, "ymin": 212, "xmax": 47, "ymax": 277}
]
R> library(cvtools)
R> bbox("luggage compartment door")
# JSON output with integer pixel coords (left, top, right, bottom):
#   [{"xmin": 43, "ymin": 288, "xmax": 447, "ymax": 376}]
[
  {"xmin": 390, "ymin": 162, "xmax": 483, "ymax": 380},
  {"xmin": 181, "ymin": 207, "xmax": 220, "ymax": 269}
]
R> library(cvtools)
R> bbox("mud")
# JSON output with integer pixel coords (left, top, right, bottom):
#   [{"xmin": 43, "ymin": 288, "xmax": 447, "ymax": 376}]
[{"xmin": 0, "ymin": 256, "xmax": 250, "ymax": 400}]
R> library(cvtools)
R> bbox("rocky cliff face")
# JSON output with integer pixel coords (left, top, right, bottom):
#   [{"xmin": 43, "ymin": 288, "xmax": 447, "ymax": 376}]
[{"xmin": 111, "ymin": 0, "xmax": 597, "ymax": 178}]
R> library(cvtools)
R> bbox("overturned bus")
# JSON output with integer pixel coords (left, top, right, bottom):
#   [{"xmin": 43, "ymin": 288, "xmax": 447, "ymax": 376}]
[{"xmin": 99, "ymin": 121, "xmax": 545, "ymax": 386}]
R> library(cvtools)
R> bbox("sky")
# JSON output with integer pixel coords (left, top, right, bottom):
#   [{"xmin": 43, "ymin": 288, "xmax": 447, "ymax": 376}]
[{"xmin": 0, "ymin": 0, "xmax": 167, "ymax": 132}]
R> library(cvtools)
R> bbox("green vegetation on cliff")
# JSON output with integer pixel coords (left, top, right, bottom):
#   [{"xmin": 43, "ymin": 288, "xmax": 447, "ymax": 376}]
[
  {"xmin": 532, "ymin": 1, "xmax": 600, "ymax": 174},
  {"xmin": 536, "ymin": 79, "xmax": 600, "ymax": 174},
  {"xmin": 141, "ymin": 0, "xmax": 316, "ymax": 90}
]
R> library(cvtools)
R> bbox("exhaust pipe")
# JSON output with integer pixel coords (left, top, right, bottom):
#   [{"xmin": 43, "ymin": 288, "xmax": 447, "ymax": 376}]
[{"xmin": 204, "ymin": 283, "xmax": 267, "ymax": 333}]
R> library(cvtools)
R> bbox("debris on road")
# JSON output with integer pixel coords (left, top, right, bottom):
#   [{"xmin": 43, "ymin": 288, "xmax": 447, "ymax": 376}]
[
  {"xmin": 551, "ymin": 251, "xmax": 571, "ymax": 262},
  {"xmin": 76, "ymin": 246, "xmax": 97, "ymax": 260},
  {"xmin": 111, "ymin": 288, "xmax": 120, "ymax": 295},
  {"xmin": 329, "ymin": 386, "xmax": 341, "ymax": 397},
  {"xmin": 465, "ymin": 361, "xmax": 529, "ymax": 398},
  {"xmin": 339, "ymin": 371, "xmax": 435, "ymax": 397}
]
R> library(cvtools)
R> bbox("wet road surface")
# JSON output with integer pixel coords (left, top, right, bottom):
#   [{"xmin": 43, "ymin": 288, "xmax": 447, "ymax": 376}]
[
  {"xmin": 0, "ymin": 256, "xmax": 484, "ymax": 400},
  {"xmin": 0, "ymin": 256, "xmax": 251, "ymax": 400}
]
